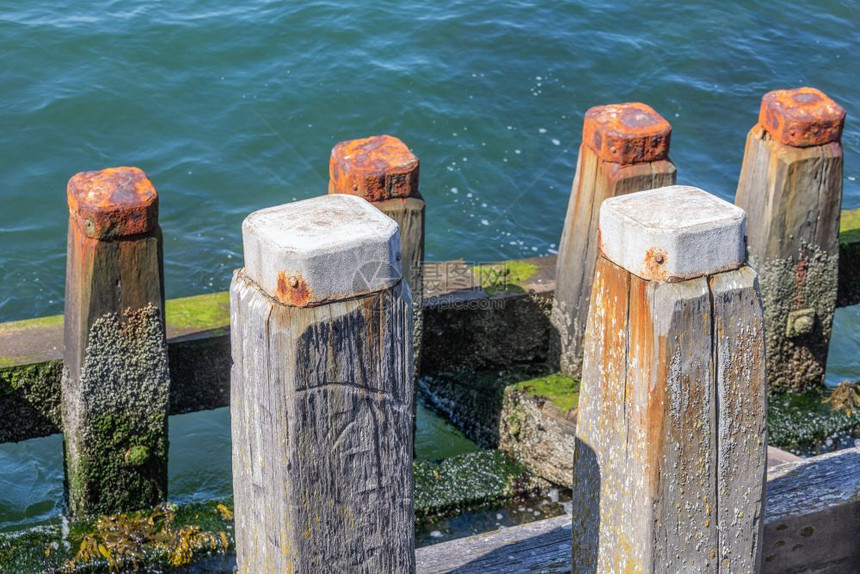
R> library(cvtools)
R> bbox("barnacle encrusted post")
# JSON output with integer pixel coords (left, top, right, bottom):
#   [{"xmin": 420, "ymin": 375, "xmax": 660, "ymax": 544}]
[
  {"xmin": 551, "ymin": 102, "xmax": 677, "ymax": 379},
  {"xmin": 329, "ymin": 135, "xmax": 424, "ymax": 381},
  {"xmin": 230, "ymin": 194, "xmax": 415, "ymax": 573},
  {"xmin": 62, "ymin": 166, "xmax": 170, "ymax": 518},
  {"xmin": 735, "ymin": 87, "xmax": 846, "ymax": 392},
  {"xmin": 571, "ymin": 186, "xmax": 766, "ymax": 572}
]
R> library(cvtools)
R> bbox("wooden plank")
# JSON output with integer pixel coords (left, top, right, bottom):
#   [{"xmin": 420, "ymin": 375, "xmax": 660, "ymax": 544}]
[
  {"xmin": 711, "ymin": 266, "xmax": 768, "ymax": 571},
  {"xmin": 415, "ymin": 447, "xmax": 860, "ymax": 574},
  {"xmin": 231, "ymin": 196, "xmax": 414, "ymax": 573},
  {"xmin": 735, "ymin": 87, "xmax": 846, "ymax": 392}
]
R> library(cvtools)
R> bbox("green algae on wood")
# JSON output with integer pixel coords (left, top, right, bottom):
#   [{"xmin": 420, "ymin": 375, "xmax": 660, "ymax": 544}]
[
  {"xmin": 839, "ymin": 207, "xmax": 860, "ymax": 246},
  {"xmin": 413, "ymin": 450, "xmax": 535, "ymax": 519},
  {"xmin": 511, "ymin": 373, "xmax": 579, "ymax": 412},
  {"xmin": 472, "ymin": 260, "xmax": 539, "ymax": 296},
  {"xmin": 768, "ymin": 385, "xmax": 860, "ymax": 456},
  {"xmin": 0, "ymin": 360, "xmax": 63, "ymax": 442},
  {"xmin": 164, "ymin": 292, "xmax": 230, "ymax": 332}
]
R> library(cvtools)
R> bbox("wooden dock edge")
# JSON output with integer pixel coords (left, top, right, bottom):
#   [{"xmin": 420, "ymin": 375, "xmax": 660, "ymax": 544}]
[{"xmin": 415, "ymin": 447, "xmax": 860, "ymax": 573}]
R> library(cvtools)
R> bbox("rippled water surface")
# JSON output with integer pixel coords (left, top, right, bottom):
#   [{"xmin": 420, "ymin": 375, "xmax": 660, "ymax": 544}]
[{"xmin": 1, "ymin": 0, "xmax": 859, "ymax": 534}]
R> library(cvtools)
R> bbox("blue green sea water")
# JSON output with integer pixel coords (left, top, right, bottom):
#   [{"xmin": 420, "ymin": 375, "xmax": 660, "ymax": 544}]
[{"xmin": 1, "ymin": 0, "xmax": 859, "ymax": 538}]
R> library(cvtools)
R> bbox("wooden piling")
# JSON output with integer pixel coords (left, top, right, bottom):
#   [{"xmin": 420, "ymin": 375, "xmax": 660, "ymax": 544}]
[
  {"xmin": 735, "ymin": 87, "xmax": 846, "ymax": 392},
  {"xmin": 230, "ymin": 194, "xmax": 415, "ymax": 573},
  {"xmin": 329, "ymin": 134, "xmax": 425, "ymax": 377},
  {"xmin": 571, "ymin": 186, "xmax": 766, "ymax": 572},
  {"xmin": 61, "ymin": 167, "xmax": 169, "ymax": 517},
  {"xmin": 552, "ymin": 103, "xmax": 677, "ymax": 379}
]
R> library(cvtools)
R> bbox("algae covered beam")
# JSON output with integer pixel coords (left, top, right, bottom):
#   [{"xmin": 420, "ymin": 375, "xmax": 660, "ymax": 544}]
[
  {"xmin": 736, "ymin": 87, "xmax": 846, "ymax": 392},
  {"xmin": 572, "ymin": 186, "xmax": 766, "ymax": 572},
  {"xmin": 551, "ymin": 102, "xmax": 677, "ymax": 379},
  {"xmin": 61, "ymin": 167, "xmax": 170, "ymax": 518},
  {"xmin": 230, "ymin": 195, "xmax": 415, "ymax": 573}
]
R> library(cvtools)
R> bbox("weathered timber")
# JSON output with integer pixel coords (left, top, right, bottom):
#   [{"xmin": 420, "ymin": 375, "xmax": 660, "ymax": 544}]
[
  {"xmin": 329, "ymin": 135, "xmax": 425, "ymax": 377},
  {"xmin": 551, "ymin": 102, "xmax": 677, "ymax": 379},
  {"xmin": 230, "ymin": 195, "xmax": 415, "ymax": 573},
  {"xmin": 571, "ymin": 186, "xmax": 765, "ymax": 571},
  {"xmin": 61, "ymin": 166, "xmax": 170, "ymax": 518},
  {"xmin": 736, "ymin": 87, "xmax": 846, "ymax": 392},
  {"xmin": 414, "ymin": 446, "xmax": 860, "ymax": 574},
  {"xmin": 2, "ymin": 210, "xmax": 860, "ymax": 445}
]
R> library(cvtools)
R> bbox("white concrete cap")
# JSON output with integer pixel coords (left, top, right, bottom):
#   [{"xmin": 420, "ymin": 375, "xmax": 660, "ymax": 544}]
[
  {"xmin": 242, "ymin": 194, "xmax": 402, "ymax": 306},
  {"xmin": 598, "ymin": 185, "xmax": 746, "ymax": 281}
]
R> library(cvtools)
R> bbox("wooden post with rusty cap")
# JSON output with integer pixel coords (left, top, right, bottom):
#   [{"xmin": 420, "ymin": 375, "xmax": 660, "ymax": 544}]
[
  {"xmin": 62, "ymin": 167, "xmax": 170, "ymax": 517},
  {"xmin": 571, "ymin": 185, "xmax": 766, "ymax": 572},
  {"xmin": 735, "ymin": 87, "xmax": 846, "ymax": 392},
  {"xmin": 552, "ymin": 103, "xmax": 677, "ymax": 379},
  {"xmin": 329, "ymin": 135, "xmax": 424, "ymax": 378},
  {"xmin": 230, "ymin": 194, "xmax": 415, "ymax": 573}
]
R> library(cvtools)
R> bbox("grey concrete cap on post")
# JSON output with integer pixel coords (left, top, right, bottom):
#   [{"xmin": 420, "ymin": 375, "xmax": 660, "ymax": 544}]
[
  {"xmin": 598, "ymin": 185, "xmax": 746, "ymax": 281},
  {"xmin": 242, "ymin": 194, "xmax": 402, "ymax": 306}
]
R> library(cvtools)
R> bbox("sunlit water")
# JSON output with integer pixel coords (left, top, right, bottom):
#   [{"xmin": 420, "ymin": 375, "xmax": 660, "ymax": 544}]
[{"xmin": 1, "ymin": 0, "xmax": 859, "ymax": 538}]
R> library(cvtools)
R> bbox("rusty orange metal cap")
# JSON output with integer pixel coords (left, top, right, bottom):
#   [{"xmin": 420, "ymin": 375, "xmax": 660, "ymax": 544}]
[
  {"xmin": 758, "ymin": 87, "xmax": 845, "ymax": 147},
  {"xmin": 582, "ymin": 102, "xmax": 672, "ymax": 164},
  {"xmin": 67, "ymin": 167, "xmax": 158, "ymax": 239},
  {"xmin": 328, "ymin": 135, "xmax": 419, "ymax": 202}
]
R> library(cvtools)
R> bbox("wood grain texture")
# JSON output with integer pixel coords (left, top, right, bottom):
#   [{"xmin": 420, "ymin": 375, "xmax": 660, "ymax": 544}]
[
  {"xmin": 572, "ymin": 256, "xmax": 765, "ymax": 572},
  {"xmin": 552, "ymin": 144, "xmax": 676, "ymax": 378},
  {"xmin": 230, "ymin": 269, "xmax": 414, "ymax": 574},
  {"xmin": 376, "ymin": 196, "xmax": 425, "ymax": 378},
  {"xmin": 61, "ymin": 221, "xmax": 170, "ymax": 517},
  {"xmin": 735, "ymin": 125, "xmax": 842, "ymax": 391},
  {"xmin": 416, "ymin": 447, "xmax": 858, "ymax": 574},
  {"xmin": 711, "ymin": 267, "xmax": 767, "ymax": 571}
]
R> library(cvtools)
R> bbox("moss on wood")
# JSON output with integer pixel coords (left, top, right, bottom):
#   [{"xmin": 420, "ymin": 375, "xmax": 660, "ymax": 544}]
[
  {"xmin": 164, "ymin": 292, "xmax": 230, "ymax": 332},
  {"xmin": 839, "ymin": 207, "xmax": 860, "ymax": 246},
  {"xmin": 512, "ymin": 373, "xmax": 580, "ymax": 412},
  {"xmin": 767, "ymin": 384, "xmax": 860, "ymax": 456},
  {"xmin": 472, "ymin": 260, "xmax": 539, "ymax": 296}
]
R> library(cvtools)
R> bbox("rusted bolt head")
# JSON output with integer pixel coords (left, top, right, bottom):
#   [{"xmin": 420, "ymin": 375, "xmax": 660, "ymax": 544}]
[
  {"xmin": 582, "ymin": 102, "xmax": 672, "ymax": 164},
  {"xmin": 758, "ymin": 87, "xmax": 845, "ymax": 147},
  {"xmin": 329, "ymin": 135, "xmax": 420, "ymax": 202},
  {"xmin": 67, "ymin": 167, "xmax": 158, "ymax": 239},
  {"xmin": 288, "ymin": 276, "xmax": 299, "ymax": 288}
]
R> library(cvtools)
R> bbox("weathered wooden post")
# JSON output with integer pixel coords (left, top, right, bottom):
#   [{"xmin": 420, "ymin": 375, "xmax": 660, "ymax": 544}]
[
  {"xmin": 329, "ymin": 135, "xmax": 424, "ymax": 378},
  {"xmin": 735, "ymin": 87, "xmax": 846, "ymax": 392},
  {"xmin": 231, "ymin": 194, "xmax": 415, "ymax": 573},
  {"xmin": 552, "ymin": 103, "xmax": 677, "ymax": 378},
  {"xmin": 571, "ymin": 186, "xmax": 766, "ymax": 572},
  {"xmin": 62, "ymin": 167, "xmax": 170, "ymax": 517}
]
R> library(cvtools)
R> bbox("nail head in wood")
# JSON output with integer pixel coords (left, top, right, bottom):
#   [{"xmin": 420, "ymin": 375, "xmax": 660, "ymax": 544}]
[
  {"xmin": 582, "ymin": 102, "xmax": 671, "ymax": 164},
  {"xmin": 598, "ymin": 185, "xmax": 746, "ymax": 281},
  {"xmin": 242, "ymin": 194, "xmax": 402, "ymax": 307},
  {"xmin": 329, "ymin": 134, "xmax": 420, "ymax": 201},
  {"xmin": 758, "ymin": 87, "xmax": 845, "ymax": 147},
  {"xmin": 67, "ymin": 166, "xmax": 158, "ymax": 239}
]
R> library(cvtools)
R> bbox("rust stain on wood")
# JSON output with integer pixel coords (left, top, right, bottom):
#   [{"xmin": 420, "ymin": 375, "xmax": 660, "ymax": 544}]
[
  {"xmin": 643, "ymin": 247, "xmax": 668, "ymax": 281},
  {"xmin": 328, "ymin": 134, "xmax": 420, "ymax": 202},
  {"xmin": 67, "ymin": 166, "xmax": 158, "ymax": 239},
  {"xmin": 275, "ymin": 271, "xmax": 312, "ymax": 307},
  {"xmin": 582, "ymin": 102, "xmax": 672, "ymax": 164},
  {"xmin": 758, "ymin": 87, "xmax": 845, "ymax": 147}
]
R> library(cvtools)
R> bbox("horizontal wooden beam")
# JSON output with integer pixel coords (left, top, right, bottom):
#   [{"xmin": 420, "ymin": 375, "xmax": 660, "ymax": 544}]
[{"xmin": 415, "ymin": 447, "xmax": 860, "ymax": 573}]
